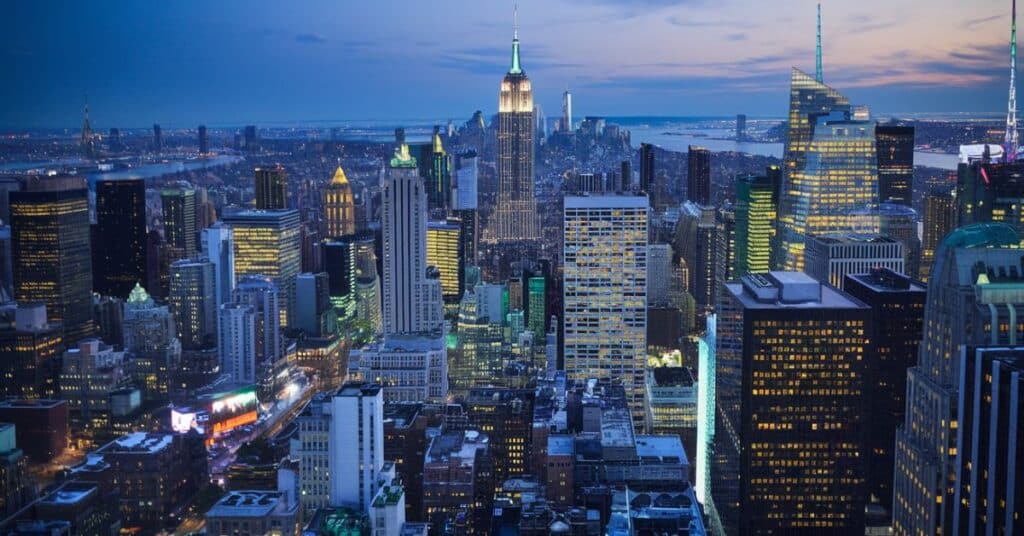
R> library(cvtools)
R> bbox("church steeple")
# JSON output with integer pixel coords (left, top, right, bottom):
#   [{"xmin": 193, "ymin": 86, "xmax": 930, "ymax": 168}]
[{"xmin": 509, "ymin": 5, "xmax": 523, "ymax": 75}]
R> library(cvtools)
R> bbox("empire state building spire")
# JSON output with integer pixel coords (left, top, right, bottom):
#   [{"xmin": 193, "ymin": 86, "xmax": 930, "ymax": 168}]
[
  {"xmin": 1007, "ymin": 0, "xmax": 1019, "ymax": 161},
  {"xmin": 509, "ymin": 4, "xmax": 523, "ymax": 75}
]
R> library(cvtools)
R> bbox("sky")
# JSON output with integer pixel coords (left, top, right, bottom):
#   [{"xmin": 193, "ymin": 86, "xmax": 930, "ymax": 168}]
[{"xmin": 0, "ymin": 0, "xmax": 1015, "ymax": 128}]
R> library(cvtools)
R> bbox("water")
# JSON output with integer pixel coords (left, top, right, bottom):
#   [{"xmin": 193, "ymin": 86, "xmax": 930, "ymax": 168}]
[
  {"xmin": 618, "ymin": 117, "xmax": 959, "ymax": 171},
  {"xmin": 86, "ymin": 155, "xmax": 243, "ymax": 182}
]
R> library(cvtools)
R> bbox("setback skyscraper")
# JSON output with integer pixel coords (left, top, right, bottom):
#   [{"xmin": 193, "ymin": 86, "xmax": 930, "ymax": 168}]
[
  {"xmin": 323, "ymin": 165, "xmax": 356, "ymax": 239},
  {"xmin": 493, "ymin": 13, "xmax": 538, "ymax": 242}
]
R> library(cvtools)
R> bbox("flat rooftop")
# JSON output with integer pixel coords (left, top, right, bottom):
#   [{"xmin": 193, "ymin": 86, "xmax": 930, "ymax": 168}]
[
  {"xmin": 548, "ymin": 435, "xmax": 574, "ymax": 457},
  {"xmin": 635, "ymin": 435, "xmax": 688, "ymax": 465},
  {"xmin": 98, "ymin": 432, "xmax": 173, "ymax": 455},
  {"xmin": 564, "ymin": 194, "xmax": 649, "ymax": 209},
  {"xmin": 39, "ymin": 484, "xmax": 96, "ymax": 506},
  {"xmin": 206, "ymin": 490, "xmax": 285, "ymax": 518},
  {"xmin": 337, "ymin": 382, "xmax": 382, "ymax": 397},
  {"xmin": 733, "ymin": 272, "xmax": 865, "ymax": 310}
]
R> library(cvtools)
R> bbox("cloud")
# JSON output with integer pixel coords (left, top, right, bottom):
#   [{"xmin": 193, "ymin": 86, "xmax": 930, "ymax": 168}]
[
  {"xmin": 963, "ymin": 15, "xmax": 1001, "ymax": 29},
  {"xmin": 726, "ymin": 33, "xmax": 748, "ymax": 42},
  {"xmin": 295, "ymin": 33, "xmax": 327, "ymax": 44},
  {"xmin": 666, "ymin": 15, "xmax": 730, "ymax": 27}
]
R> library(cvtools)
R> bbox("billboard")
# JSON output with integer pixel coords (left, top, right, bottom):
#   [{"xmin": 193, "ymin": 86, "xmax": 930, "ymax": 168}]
[
  {"xmin": 170, "ymin": 408, "xmax": 204, "ymax": 434},
  {"xmin": 208, "ymin": 385, "xmax": 258, "ymax": 435}
]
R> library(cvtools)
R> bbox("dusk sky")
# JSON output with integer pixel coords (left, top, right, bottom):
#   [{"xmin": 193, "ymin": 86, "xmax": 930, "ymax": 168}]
[{"xmin": 1, "ymin": 0, "xmax": 1015, "ymax": 128}]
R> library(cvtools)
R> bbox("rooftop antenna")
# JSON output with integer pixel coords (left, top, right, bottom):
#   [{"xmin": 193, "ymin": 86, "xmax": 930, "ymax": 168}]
[
  {"xmin": 815, "ymin": 3, "xmax": 823, "ymax": 83},
  {"xmin": 1006, "ymin": 0, "xmax": 1019, "ymax": 161}
]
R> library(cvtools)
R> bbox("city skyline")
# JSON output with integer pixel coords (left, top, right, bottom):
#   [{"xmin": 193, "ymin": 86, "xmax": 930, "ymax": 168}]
[{"xmin": 1, "ymin": 0, "xmax": 1015, "ymax": 128}]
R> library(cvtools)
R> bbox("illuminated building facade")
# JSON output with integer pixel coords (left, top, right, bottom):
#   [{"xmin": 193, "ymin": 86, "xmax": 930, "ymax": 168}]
[
  {"xmin": 526, "ymin": 276, "xmax": 545, "ymax": 341},
  {"xmin": 639, "ymin": 142, "xmax": 654, "ymax": 194},
  {"xmin": 804, "ymin": 233, "xmax": 904, "ymax": 290},
  {"xmin": 381, "ymin": 145, "xmax": 443, "ymax": 336},
  {"xmin": 952, "ymin": 346, "xmax": 1024, "ymax": 535},
  {"xmin": 355, "ymin": 334, "xmax": 447, "ymax": 403},
  {"xmin": 876, "ymin": 125, "xmax": 915, "ymax": 205},
  {"xmin": 201, "ymin": 223, "xmax": 235, "ymax": 310},
  {"xmin": 733, "ymin": 167, "xmax": 780, "ymax": 275},
  {"xmin": 892, "ymin": 224, "xmax": 1024, "ymax": 536},
  {"xmin": 675, "ymin": 201, "xmax": 717, "ymax": 322},
  {"xmin": 10, "ymin": 177, "xmax": 95, "ymax": 344},
  {"xmin": 687, "ymin": 145, "xmax": 711, "ymax": 205},
  {"xmin": 231, "ymin": 276, "xmax": 285, "ymax": 400},
  {"xmin": 712, "ymin": 272, "xmax": 870, "ymax": 534},
  {"xmin": 777, "ymin": 68, "xmax": 857, "ymax": 270},
  {"xmin": 845, "ymin": 268, "xmax": 925, "ymax": 520},
  {"xmin": 254, "ymin": 164, "xmax": 288, "ymax": 210},
  {"xmin": 920, "ymin": 188, "xmax": 956, "ymax": 282},
  {"xmin": 426, "ymin": 220, "xmax": 462, "ymax": 303},
  {"xmin": 219, "ymin": 303, "xmax": 256, "ymax": 386},
  {"xmin": 122, "ymin": 283, "xmax": 181, "ymax": 402},
  {"xmin": 222, "ymin": 209, "xmax": 301, "ymax": 327},
  {"xmin": 494, "ymin": 17, "xmax": 538, "ymax": 242},
  {"xmin": 450, "ymin": 286, "xmax": 504, "ymax": 398},
  {"xmin": 466, "ymin": 387, "xmax": 533, "ymax": 485},
  {"xmin": 419, "ymin": 130, "xmax": 451, "ymax": 211},
  {"xmin": 644, "ymin": 367, "xmax": 698, "ymax": 459},
  {"xmin": 956, "ymin": 155, "xmax": 1024, "ymax": 240},
  {"xmin": 323, "ymin": 165, "xmax": 355, "ymax": 239},
  {"xmin": 563, "ymin": 194, "xmax": 648, "ymax": 424},
  {"xmin": 168, "ymin": 258, "xmax": 216, "ymax": 349},
  {"xmin": 160, "ymin": 187, "xmax": 197, "ymax": 257},
  {"xmin": 93, "ymin": 178, "xmax": 148, "ymax": 299},
  {"xmin": 0, "ymin": 304, "xmax": 62, "ymax": 400}
]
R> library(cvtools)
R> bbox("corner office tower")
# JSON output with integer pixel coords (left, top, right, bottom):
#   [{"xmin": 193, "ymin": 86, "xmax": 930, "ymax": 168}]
[{"xmin": 493, "ymin": 11, "xmax": 538, "ymax": 242}]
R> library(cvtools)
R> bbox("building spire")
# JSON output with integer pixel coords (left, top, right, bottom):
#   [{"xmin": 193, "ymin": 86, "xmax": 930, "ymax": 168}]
[
  {"xmin": 1007, "ymin": 0, "xmax": 1019, "ymax": 161},
  {"xmin": 509, "ymin": 4, "xmax": 523, "ymax": 74},
  {"xmin": 815, "ymin": 3, "xmax": 823, "ymax": 83}
]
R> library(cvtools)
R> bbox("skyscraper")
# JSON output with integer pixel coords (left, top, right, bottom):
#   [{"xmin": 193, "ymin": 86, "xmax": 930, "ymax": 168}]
[
  {"xmin": 563, "ymin": 194, "xmax": 648, "ymax": 424},
  {"xmin": 920, "ymin": 188, "xmax": 956, "ymax": 282},
  {"xmin": 419, "ymin": 130, "xmax": 451, "ymax": 211},
  {"xmin": 453, "ymin": 152, "xmax": 479, "ymax": 266},
  {"xmin": 381, "ymin": 144, "xmax": 443, "ymax": 335},
  {"xmin": 675, "ymin": 201, "xmax": 717, "ymax": 322},
  {"xmin": 892, "ymin": 223, "xmax": 1024, "ymax": 535},
  {"xmin": 844, "ymin": 268, "xmax": 925, "ymax": 519},
  {"xmin": 494, "ymin": 12, "xmax": 538, "ymax": 242},
  {"xmin": 93, "ymin": 179, "xmax": 148, "ymax": 299},
  {"xmin": 526, "ymin": 276, "xmax": 545, "ymax": 341},
  {"xmin": 735, "ymin": 114, "xmax": 746, "ymax": 141},
  {"xmin": 254, "ymin": 165, "xmax": 288, "ymax": 210},
  {"xmin": 956, "ymin": 149, "xmax": 1024, "ymax": 238},
  {"xmin": 686, "ymin": 145, "xmax": 711, "ymax": 205},
  {"xmin": 639, "ymin": 142, "xmax": 654, "ymax": 194},
  {"xmin": 122, "ymin": 283, "xmax": 181, "ymax": 401},
  {"xmin": 10, "ymin": 177, "xmax": 94, "ymax": 343},
  {"xmin": 804, "ymin": 233, "xmax": 905, "ymax": 289},
  {"xmin": 169, "ymin": 258, "xmax": 217, "ymax": 350},
  {"xmin": 80, "ymin": 100, "xmax": 94, "ymax": 158},
  {"xmin": 323, "ymin": 165, "xmax": 355, "ymax": 239},
  {"xmin": 161, "ymin": 187, "xmax": 198, "ymax": 257},
  {"xmin": 201, "ymin": 224, "xmax": 236, "ymax": 311},
  {"xmin": 294, "ymin": 272, "xmax": 332, "ymax": 338},
  {"xmin": 153, "ymin": 124, "xmax": 163, "ymax": 153},
  {"xmin": 712, "ymin": 272, "xmax": 870, "ymax": 534},
  {"xmin": 198, "ymin": 124, "xmax": 208, "ymax": 154},
  {"xmin": 733, "ymin": 167, "xmax": 780, "ymax": 275},
  {"xmin": 776, "ymin": 68, "xmax": 859, "ymax": 270},
  {"xmin": 219, "ymin": 303, "xmax": 256, "ymax": 385},
  {"xmin": 426, "ymin": 220, "xmax": 462, "ymax": 304},
  {"xmin": 222, "ymin": 209, "xmax": 301, "ymax": 327},
  {"xmin": 561, "ymin": 88, "xmax": 572, "ymax": 132},
  {"xmin": 231, "ymin": 276, "xmax": 285, "ymax": 399},
  {"xmin": 876, "ymin": 125, "xmax": 914, "ymax": 205}
]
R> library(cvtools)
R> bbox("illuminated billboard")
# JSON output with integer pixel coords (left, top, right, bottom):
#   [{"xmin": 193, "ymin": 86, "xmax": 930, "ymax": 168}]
[
  {"xmin": 207, "ymin": 385, "xmax": 258, "ymax": 435},
  {"xmin": 170, "ymin": 408, "xmax": 204, "ymax": 434}
]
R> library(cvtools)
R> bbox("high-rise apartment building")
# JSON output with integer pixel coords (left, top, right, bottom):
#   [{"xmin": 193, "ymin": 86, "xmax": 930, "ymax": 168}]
[
  {"xmin": 675, "ymin": 201, "xmax": 717, "ymax": 321},
  {"xmin": 219, "ymin": 303, "xmax": 257, "ymax": 385},
  {"xmin": 892, "ymin": 223, "xmax": 1024, "ymax": 535},
  {"xmin": 494, "ymin": 17, "xmax": 538, "ymax": 242},
  {"xmin": 201, "ymin": 224, "xmax": 236, "ymax": 311},
  {"xmin": 231, "ymin": 276, "xmax": 285, "ymax": 399},
  {"xmin": 920, "ymin": 188, "xmax": 956, "ymax": 282},
  {"xmin": 222, "ymin": 209, "xmax": 301, "ymax": 327},
  {"xmin": 639, "ymin": 142, "xmax": 654, "ymax": 195},
  {"xmin": 687, "ymin": 145, "xmax": 711, "ymax": 205},
  {"xmin": 712, "ymin": 271, "xmax": 870, "ymax": 534},
  {"xmin": 254, "ymin": 165, "xmax": 288, "ymax": 210},
  {"xmin": 876, "ymin": 125, "xmax": 914, "ymax": 205},
  {"xmin": 563, "ymin": 194, "xmax": 648, "ymax": 424},
  {"xmin": 10, "ymin": 177, "xmax": 94, "ymax": 343},
  {"xmin": 94, "ymin": 178, "xmax": 148, "ymax": 299},
  {"xmin": 169, "ymin": 258, "xmax": 217, "ymax": 349}
]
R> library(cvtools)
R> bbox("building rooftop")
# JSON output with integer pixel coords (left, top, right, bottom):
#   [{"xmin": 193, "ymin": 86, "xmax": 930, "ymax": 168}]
[
  {"xmin": 207, "ymin": 490, "xmax": 287, "ymax": 518},
  {"xmin": 0, "ymin": 399, "xmax": 67, "ymax": 410},
  {"xmin": 650, "ymin": 367, "xmax": 695, "ymax": 388},
  {"xmin": 38, "ymin": 483, "xmax": 97, "ymax": 506},
  {"xmin": 364, "ymin": 333, "xmax": 446, "ymax": 353},
  {"xmin": 98, "ymin": 432, "xmax": 173, "ymax": 455},
  {"xmin": 809, "ymin": 233, "xmax": 898, "ymax": 245},
  {"xmin": 426, "ymin": 430, "xmax": 488, "ymax": 465},
  {"xmin": 734, "ymin": 272, "xmax": 864, "ymax": 309},
  {"xmin": 337, "ymin": 382, "xmax": 381, "ymax": 398},
  {"xmin": 635, "ymin": 435, "xmax": 688, "ymax": 466},
  {"xmin": 564, "ymin": 194, "xmax": 649, "ymax": 209},
  {"xmin": 846, "ymin": 268, "xmax": 926, "ymax": 293},
  {"xmin": 548, "ymin": 435, "xmax": 574, "ymax": 457}
]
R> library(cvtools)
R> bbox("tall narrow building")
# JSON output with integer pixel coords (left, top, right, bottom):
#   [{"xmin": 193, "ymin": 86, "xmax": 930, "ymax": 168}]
[
  {"xmin": 198, "ymin": 125, "xmax": 209, "ymax": 154},
  {"xmin": 93, "ymin": 179, "xmax": 148, "ymax": 299},
  {"xmin": 687, "ymin": 145, "xmax": 711, "ymax": 205},
  {"xmin": 222, "ymin": 210, "xmax": 301, "ymax": 328},
  {"xmin": 161, "ymin": 187, "xmax": 198, "ymax": 257},
  {"xmin": 254, "ymin": 165, "xmax": 288, "ymax": 210},
  {"xmin": 323, "ymin": 165, "xmax": 355, "ymax": 239},
  {"xmin": 10, "ymin": 177, "xmax": 94, "ymax": 344},
  {"xmin": 563, "ymin": 194, "xmax": 648, "ymax": 424},
  {"xmin": 875, "ymin": 125, "xmax": 915, "ymax": 205},
  {"xmin": 381, "ymin": 144, "xmax": 443, "ymax": 335},
  {"xmin": 733, "ymin": 166, "xmax": 780, "ymax": 275},
  {"xmin": 892, "ymin": 223, "xmax": 1024, "ymax": 535},
  {"xmin": 420, "ymin": 131, "xmax": 451, "ymax": 211},
  {"xmin": 494, "ymin": 12, "xmax": 538, "ymax": 242},
  {"xmin": 920, "ymin": 188, "xmax": 956, "ymax": 282},
  {"xmin": 639, "ymin": 142, "xmax": 655, "ymax": 194},
  {"xmin": 561, "ymin": 88, "xmax": 572, "ymax": 132}
]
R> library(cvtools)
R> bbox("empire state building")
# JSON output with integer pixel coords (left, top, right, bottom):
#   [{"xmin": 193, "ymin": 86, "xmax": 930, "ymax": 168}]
[{"xmin": 493, "ymin": 14, "xmax": 538, "ymax": 242}]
